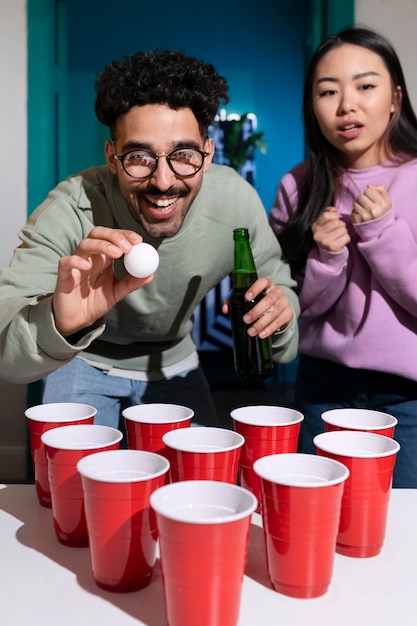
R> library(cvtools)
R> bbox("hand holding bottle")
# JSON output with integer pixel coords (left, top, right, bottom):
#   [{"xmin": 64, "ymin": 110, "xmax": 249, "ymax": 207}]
[
  {"xmin": 227, "ymin": 228, "xmax": 293, "ymax": 382},
  {"xmin": 222, "ymin": 275, "xmax": 292, "ymax": 338},
  {"xmin": 239, "ymin": 277, "xmax": 292, "ymax": 338}
]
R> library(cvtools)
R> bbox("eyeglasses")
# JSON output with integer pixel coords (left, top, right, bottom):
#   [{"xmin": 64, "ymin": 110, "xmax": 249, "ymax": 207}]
[{"xmin": 113, "ymin": 147, "xmax": 210, "ymax": 179}]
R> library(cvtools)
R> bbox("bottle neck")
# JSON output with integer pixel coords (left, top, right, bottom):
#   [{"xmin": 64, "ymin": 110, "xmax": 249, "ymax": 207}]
[{"xmin": 233, "ymin": 229, "xmax": 258, "ymax": 288}]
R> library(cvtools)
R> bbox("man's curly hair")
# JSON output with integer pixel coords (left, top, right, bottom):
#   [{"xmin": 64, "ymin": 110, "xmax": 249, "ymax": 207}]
[{"xmin": 94, "ymin": 49, "xmax": 230, "ymax": 137}]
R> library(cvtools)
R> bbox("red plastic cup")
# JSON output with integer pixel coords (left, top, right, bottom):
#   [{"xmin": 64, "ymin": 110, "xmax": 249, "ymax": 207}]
[
  {"xmin": 314, "ymin": 430, "xmax": 400, "ymax": 558},
  {"xmin": 230, "ymin": 405, "xmax": 304, "ymax": 506},
  {"xmin": 253, "ymin": 453, "xmax": 349, "ymax": 598},
  {"xmin": 322, "ymin": 408, "xmax": 398, "ymax": 438},
  {"xmin": 122, "ymin": 403, "xmax": 193, "ymax": 455},
  {"xmin": 162, "ymin": 426, "xmax": 244, "ymax": 484},
  {"xmin": 41, "ymin": 424, "xmax": 123, "ymax": 546},
  {"xmin": 150, "ymin": 480, "xmax": 257, "ymax": 626},
  {"xmin": 25, "ymin": 402, "xmax": 97, "ymax": 507},
  {"xmin": 77, "ymin": 449, "xmax": 170, "ymax": 592}
]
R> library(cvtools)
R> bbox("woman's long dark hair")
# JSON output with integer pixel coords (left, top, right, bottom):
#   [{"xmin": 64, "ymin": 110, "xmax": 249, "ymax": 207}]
[{"xmin": 279, "ymin": 26, "xmax": 417, "ymax": 274}]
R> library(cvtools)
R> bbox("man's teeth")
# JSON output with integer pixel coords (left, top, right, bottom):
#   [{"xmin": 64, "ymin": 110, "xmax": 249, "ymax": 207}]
[{"xmin": 146, "ymin": 197, "xmax": 177, "ymax": 210}]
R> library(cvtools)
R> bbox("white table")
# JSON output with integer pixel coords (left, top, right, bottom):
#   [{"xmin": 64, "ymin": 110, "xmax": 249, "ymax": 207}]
[{"xmin": 0, "ymin": 484, "xmax": 415, "ymax": 625}]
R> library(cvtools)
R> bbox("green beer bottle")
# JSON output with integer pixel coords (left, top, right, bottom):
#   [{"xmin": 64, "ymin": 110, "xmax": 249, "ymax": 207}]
[{"xmin": 230, "ymin": 228, "xmax": 274, "ymax": 382}]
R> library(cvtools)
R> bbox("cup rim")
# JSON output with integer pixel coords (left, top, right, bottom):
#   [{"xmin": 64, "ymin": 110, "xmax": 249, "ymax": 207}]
[
  {"xmin": 321, "ymin": 408, "xmax": 398, "ymax": 430},
  {"xmin": 77, "ymin": 449, "xmax": 170, "ymax": 482},
  {"xmin": 122, "ymin": 403, "xmax": 194, "ymax": 424},
  {"xmin": 230, "ymin": 405, "xmax": 304, "ymax": 426},
  {"xmin": 313, "ymin": 430, "xmax": 401, "ymax": 458},
  {"xmin": 150, "ymin": 480, "xmax": 257, "ymax": 523},
  {"xmin": 253, "ymin": 452, "xmax": 349, "ymax": 487},
  {"xmin": 40, "ymin": 424, "xmax": 123, "ymax": 450},
  {"xmin": 162, "ymin": 426, "xmax": 244, "ymax": 452},
  {"xmin": 25, "ymin": 402, "xmax": 97, "ymax": 422}
]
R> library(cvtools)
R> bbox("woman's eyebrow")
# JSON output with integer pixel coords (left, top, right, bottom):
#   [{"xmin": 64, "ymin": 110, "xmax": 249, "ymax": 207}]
[{"xmin": 316, "ymin": 70, "xmax": 381, "ymax": 85}]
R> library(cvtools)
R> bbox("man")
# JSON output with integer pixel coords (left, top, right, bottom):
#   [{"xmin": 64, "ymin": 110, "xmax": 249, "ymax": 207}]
[{"xmin": 0, "ymin": 49, "xmax": 299, "ymax": 427}]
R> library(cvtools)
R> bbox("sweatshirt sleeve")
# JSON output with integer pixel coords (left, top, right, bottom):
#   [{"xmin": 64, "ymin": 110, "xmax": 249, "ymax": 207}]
[
  {"xmin": 0, "ymin": 291, "xmax": 104, "ymax": 383},
  {"xmin": 355, "ymin": 209, "xmax": 417, "ymax": 316},
  {"xmin": 298, "ymin": 246, "xmax": 350, "ymax": 317},
  {"xmin": 0, "ymin": 178, "xmax": 105, "ymax": 383},
  {"xmin": 269, "ymin": 162, "xmax": 353, "ymax": 318}
]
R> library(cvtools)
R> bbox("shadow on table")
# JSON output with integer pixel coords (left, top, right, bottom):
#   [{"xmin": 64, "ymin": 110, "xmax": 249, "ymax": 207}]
[
  {"xmin": 1, "ymin": 483, "xmax": 273, "ymax": 622},
  {"xmin": 245, "ymin": 521, "xmax": 272, "ymax": 589},
  {"xmin": 0, "ymin": 484, "xmax": 166, "ymax": 626}
]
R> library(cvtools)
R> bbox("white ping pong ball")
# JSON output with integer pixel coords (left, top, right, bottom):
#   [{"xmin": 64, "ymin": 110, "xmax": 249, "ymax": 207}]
[{"xmin": 124, "ymin": 243, "xmax": 160, "ymax": 278}]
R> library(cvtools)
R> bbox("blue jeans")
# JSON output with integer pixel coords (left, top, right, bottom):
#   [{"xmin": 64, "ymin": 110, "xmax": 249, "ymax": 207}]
[
  {"xmin": 42, "ymin": 357, "xmax": 219, "ymax": 432},
  {"xmin": 294, "ymin": 355, "xmax": 417, "ymax": 488}
]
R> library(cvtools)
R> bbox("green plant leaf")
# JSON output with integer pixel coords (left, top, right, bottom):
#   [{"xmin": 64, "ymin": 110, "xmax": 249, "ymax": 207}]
[{"xmin": 223, "ymin": 113, "xmax": 267, "ymax": 171}]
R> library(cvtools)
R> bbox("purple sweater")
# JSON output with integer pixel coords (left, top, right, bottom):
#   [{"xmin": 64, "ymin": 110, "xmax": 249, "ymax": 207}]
[{"xmin": 269, "ymin": 158, "xmax": 417, "ymax": 382}]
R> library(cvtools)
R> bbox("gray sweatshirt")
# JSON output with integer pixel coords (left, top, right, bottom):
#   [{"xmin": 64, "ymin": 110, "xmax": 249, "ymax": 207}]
[{"xmin": 0, "ymin": 164, "xmax": 299, "ymax": 383}]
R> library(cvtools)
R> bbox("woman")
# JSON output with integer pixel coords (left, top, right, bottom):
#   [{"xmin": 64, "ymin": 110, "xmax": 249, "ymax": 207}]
[{"xmin": 269, "ymin": 26, "xmax": 417, "ymax": 487}]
